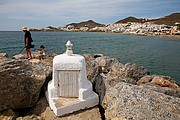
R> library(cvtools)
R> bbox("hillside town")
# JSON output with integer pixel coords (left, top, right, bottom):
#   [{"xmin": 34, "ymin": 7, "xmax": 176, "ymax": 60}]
[
  {"xmin": 100, "ymin": 22, "xmax": 179, "ymax": 35},
  {"xmin": 31, "ymin": 21, "xmax": 180, "ymax": 37},
  {"xmin": 30, "ymin": 13, "xmax": 180, "ymax": 37}
]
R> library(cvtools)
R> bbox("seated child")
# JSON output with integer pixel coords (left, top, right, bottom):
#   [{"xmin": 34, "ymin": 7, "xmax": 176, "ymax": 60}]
[{"xmin": 38, "ymin": 45, "xmax": 48, "ymax": 60}]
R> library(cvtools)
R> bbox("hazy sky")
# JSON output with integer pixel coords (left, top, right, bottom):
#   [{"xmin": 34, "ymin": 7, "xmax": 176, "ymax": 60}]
[{"xmin": 0, "ymin": 0, "xmax": 180, "ymax": 31}]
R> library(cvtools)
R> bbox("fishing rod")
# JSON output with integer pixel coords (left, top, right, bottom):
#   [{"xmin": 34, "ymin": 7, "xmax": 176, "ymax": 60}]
[
  {"xmin": 19, "ymin": 44, "xmax": 35, "ymax": 54},
  {"xmin": 19, "ymin": 47, "xmax": 25, "ymax": 54}
]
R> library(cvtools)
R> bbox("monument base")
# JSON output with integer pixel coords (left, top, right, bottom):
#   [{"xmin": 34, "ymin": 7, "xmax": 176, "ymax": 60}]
[{"xmin": 45, "ymin": 80, "xmax": 99, "ymax": 116}]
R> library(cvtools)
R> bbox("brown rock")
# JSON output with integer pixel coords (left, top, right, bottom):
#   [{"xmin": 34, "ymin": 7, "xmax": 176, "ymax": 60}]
[
  {"xmin": 137, "ymin": 75, "xmax": 154, "ymax": 85},
  {"xmin": 0, "ymin": 58, "xmax": 52, "ymax": 111},
  {"xmin": 12, "ymin": 54, "xmax": 25, "ymax": 59},
  {"xmin": 151, "ymin": 76, "xmax": 179, "ymax": 89},
  {"xmin": 139, "ymin": 83, "xmax": 180, "ymax": 98},
  {"xmin": 16, "ymin": 115, "xmax": 43, "ymax": 120},
  {"xmin": 0, "ymin": 109, "xmax": 18, "ymax": 120}
]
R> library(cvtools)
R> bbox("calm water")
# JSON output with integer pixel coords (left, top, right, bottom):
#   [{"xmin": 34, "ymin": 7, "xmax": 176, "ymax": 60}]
[{"xmin": 0, "ymin": 31, "xmax": 180, "ymax": 83}]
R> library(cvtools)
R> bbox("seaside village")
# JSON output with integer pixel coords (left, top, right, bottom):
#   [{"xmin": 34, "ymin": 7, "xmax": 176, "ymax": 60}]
[{"xmin": 40, "ymin": 21, "xmax": 180, "ymax": 36}]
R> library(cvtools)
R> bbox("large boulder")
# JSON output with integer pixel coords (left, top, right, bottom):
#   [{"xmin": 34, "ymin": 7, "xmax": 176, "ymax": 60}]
[
  {"xmin": 137, "ymin": 75, "xmax": 180, "ymax": 98},
  {"xmin": 137, "ymin": 75, "xmax": 180, "ymax": 89},
  {"xmin": 85, "ymin": 54, "xmax": 149, "ymax": 84},
  {"xmin": 84, "ymin": 54, "xmax": 150, "ymax": 102},
  {"xmin": 102, "ymin": 82, "xmax": 180, "ymax": 120},
  {"xmin": 0, "ymin": 56, "xmax": 52, "ymax": 111}
]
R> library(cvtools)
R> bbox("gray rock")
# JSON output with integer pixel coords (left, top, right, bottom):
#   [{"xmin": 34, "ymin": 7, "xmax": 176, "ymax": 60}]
[
  {"xmin": 12, "ymin": 54, "xmax": 25, "ymax": 59},
  {"xmin": 102, "ymin": 82, "xmax": 180, "ymax": 120},
  {"xmin": 139, "ymin": 83, "xmax": 180, "ymax": 98},
  {"xmin": 0, "ymin": 53, "xmax": 8, "ymax": 58},
  {"xmin": 85, "ymin": 55, "xmax": 150, "ymax": 103}
]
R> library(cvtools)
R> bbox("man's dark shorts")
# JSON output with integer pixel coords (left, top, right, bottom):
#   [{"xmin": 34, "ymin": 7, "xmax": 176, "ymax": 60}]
[{"xmin": 25, "ymin": 45, "xmax": 31, "ymax": 49}]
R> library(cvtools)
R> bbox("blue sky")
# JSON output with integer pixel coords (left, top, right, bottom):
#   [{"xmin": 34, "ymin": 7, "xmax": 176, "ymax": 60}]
[{"xmin": 0, "ymin": 0, "xmax": 180, "ymax": 31}]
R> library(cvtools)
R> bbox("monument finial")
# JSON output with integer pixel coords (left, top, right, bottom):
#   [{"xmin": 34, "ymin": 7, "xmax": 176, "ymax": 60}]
[{"xmin": 65, "ymin": 40, "xmax": 73, "ymax": 56}]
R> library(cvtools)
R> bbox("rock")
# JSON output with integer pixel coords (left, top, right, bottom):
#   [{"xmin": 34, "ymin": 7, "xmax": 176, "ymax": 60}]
[
  {"xmin": 95, "ymin": 56, "xmax": 120, "ymax": 74},
  {"xmin": 0, "ymin": 53, "xmax": 9, "ymax": 66},
  {"xmin": 86, "ymin": 60, "xmax": 101, "ymax": 83},
  {"xmin": 84, "ymin": 54, "xmax": 96, "ymax": 61},
  {"xmin": 93, "ymin": 74, "xmax": 105, "ymax": 103},
  {"xmin": 16, "ymin": 115, "xmax": 43, "ymax": 120},
  {"xmin": 102, "ymin": 82, "xmax": 180, "ymax": 120},
  {"xmin": 31, "ymin": 97, "xmax": 48, "ymax": 116},
  {"xmin": 139, "ymin": 83, "xmax": 180, "ymax": 98},
  {"xmin": 151, "ymin": 76, "xmax": 179, "ymax": 89},
  {"xmin": 0, "ymin": 53, "xmax": 8, "ymax": 58},
  {"xmin": 137, "ymin": 75, "xmax": 180, "ymax": 89},
  {"xmin": 0, "ymin": 109, "xmax": 18, "ymax": 120},
  {"xmin": 124, "ymin": 63, "xmax": 150, "ymax": 81},
  {"xmin": 12, "ymin": 54, "xmax": 25, "ymax": 59},
  {"xmin": 0, "ymin": 57, "xmax": 52, "ymax": 111},
  {"xmin": 137, "ymin": 74, "xmax": 180, "ymax": 97},
  {"xmin": 85, "ymin": 55, "xmax": 150, "ymax": 103},
  {"xmin": 85, "ymin": 55, "xmax": 149, "ymax": 84},
  {"xmin": 136, "ymin": 75, "xmax": 155, "ymax": 85}
]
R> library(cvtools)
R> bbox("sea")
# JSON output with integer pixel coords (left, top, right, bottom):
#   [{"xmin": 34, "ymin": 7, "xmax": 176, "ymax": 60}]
[{"xmin": 0, "ymin": 31, "xmax": 180, "ymax": 83}]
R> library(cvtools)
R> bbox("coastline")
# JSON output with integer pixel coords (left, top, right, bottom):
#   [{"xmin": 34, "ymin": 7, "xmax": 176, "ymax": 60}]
[
  {"xmin": 29, "ymin": 30, "xmax": 180, "ymax": 39},
  {"xmin": 98, "ymin": 31, "xmax": 180, "ymax": 39}
]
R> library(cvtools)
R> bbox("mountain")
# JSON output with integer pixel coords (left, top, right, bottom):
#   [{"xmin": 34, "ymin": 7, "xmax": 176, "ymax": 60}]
[
  {"xmin": 115, "ymin": 13, "xmax": 180, "ymax": 26},
  {"xmin": 115, "ymin": 16, "xmax": 145, "ymax": 24},
  {"xmin": 149, "ymin": 13, "xmax": 180, "ymax": 26},
  {"xmin": 67, "ymin": 20, "xmax": 105, "ymax": 29}
]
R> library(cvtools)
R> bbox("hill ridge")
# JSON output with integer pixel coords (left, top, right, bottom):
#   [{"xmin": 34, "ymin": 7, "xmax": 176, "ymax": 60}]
[
  {"xmin": 115, "ymin": 12, "xmax": 180, "ymax": 26},
  {"xmin": 67, "ymin": 20, "xmax": 105, "ymax": 29}
]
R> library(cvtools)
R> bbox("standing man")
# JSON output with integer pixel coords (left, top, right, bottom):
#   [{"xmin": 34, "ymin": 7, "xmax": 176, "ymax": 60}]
[{"xmin": 22, "ymin": 27, "xmax": 33, "ymax": 60}]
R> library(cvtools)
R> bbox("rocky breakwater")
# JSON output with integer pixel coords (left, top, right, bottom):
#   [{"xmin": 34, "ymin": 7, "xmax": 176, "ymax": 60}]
[
  {"xmin": 0, "ymin": 52, "xmax": 180, "ymax": 120},
  {"xmin": 84, "ymin": 54, "xmax": 180, "ymax": 120}
]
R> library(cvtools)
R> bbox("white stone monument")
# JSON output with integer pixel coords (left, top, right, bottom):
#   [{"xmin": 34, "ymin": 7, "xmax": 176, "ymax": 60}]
[{"xmin": 45, "ymin": 40, "xmax": 99, "ymax": 116}]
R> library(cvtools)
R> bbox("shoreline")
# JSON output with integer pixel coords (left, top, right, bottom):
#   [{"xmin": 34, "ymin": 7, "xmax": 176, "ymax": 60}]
[
  {"xmin": 1, "ymin": 30, "xmax": 179, "ymax": 39},
  {"xmin": 101, "ymin": 31, "xmax": 180, "ymax": 39},
  {"xmin": 31, "ymin": 30, "xmax": 180, "ymax": 39}
]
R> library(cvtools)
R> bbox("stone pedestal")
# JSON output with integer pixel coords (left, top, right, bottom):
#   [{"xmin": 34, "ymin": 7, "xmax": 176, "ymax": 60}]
[{"xmin": 45, "ymin": 41, "xmax": 99, "ymax": 116}]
